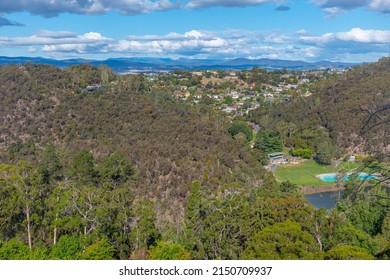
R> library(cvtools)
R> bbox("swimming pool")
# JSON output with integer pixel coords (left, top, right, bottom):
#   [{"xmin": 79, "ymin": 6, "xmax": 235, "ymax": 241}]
[{"xmin": 317, "ymin": 172, "xmax": 377, "ymax": 182}]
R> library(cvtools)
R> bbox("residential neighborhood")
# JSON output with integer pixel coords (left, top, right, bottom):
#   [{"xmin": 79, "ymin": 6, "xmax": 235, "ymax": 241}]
[{"xmin": 147, "ymin": 67, "xmax": 350, "ymax": 116}]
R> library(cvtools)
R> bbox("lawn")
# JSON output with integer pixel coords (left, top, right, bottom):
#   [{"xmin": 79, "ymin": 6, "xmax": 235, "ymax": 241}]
[{"xmin": 275, "ymin": 159, "xmax": 360, "ymax": 186}]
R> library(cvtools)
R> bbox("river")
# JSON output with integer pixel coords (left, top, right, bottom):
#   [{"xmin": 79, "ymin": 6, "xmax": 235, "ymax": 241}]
[
  {"xmin": 304, "ymin": 191, "xmax": 342, "ymax": 210},
  {"xmin": 304, "ymin": 187, "xmax": 389, "ymax": 210}
]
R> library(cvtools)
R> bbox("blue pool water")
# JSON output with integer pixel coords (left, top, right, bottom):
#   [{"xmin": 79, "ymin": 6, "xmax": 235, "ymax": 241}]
[{"xmin": 318, "ymin": 172, "xmax": 377, "ymax": 182}]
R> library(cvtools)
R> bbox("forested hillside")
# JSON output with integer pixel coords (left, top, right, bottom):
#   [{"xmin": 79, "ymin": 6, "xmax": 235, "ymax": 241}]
[
  {"xmin": 0, "ymin": 63, "xmax": 266, "ymax": 229},
  {"xmin": 250, "ymin": 57, "xmax": 390, "ymax": 161},
  {"xmin": 0, "ymin": 62, "xmax": 389, "ymax": 260}
]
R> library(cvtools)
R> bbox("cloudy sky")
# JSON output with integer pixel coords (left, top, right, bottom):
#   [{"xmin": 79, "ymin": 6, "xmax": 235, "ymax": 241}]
[{"xmin": 0, "ymin": 0, "xmax": 389, "ymax": 62}]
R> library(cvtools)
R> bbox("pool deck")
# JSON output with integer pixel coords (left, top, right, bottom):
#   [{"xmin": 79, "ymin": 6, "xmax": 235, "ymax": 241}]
[
  {"xmin": 317, "ymin": 172, "xmax": 377, "ymax": 182},
  {"xmin": 316, "ymin": 173, "xmax": 338, "ymax": 178}
]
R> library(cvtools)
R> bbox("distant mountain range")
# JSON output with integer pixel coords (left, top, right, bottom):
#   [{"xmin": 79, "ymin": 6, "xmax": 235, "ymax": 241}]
[{"xmin": 0, "ymin": 56, "xmax": 357, "ymax": 73}]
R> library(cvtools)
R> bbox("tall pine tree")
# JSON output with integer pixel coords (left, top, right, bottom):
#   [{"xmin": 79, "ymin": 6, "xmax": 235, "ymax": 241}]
[{"xmin": 184, "ymin": 180, "xmax": 205, "ymax": 259}]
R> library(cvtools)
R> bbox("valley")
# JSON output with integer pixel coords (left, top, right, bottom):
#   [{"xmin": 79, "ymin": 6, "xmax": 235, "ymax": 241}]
[{"xmin": 0, "ymin": 57, "xmax": 389, "ymax": 260}]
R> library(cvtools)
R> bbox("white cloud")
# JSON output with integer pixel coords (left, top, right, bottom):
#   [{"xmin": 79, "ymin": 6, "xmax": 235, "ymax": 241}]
[
  {"xmin": 107, "ymin": 30, "xmax": 227, "ymax": 56},
  {"xmin": 203, "ymin": 38, "xmax": 226, "ymax": 47},
  {"xmin": 264, "ymin": 34, "xmax": 291, "ymax": 44},
  {"xmin": 310, "ymin": 0, "xmax": 390, "ymax": 16},
  {"xmin": 127, "ymin": 33, "xmax": 184, "ymax": 41},
  {"xmin": 0, "ymin": 0, "xmax": 291, "ymax": 17},
  {"xmin": 27, "ymin": 46, "xmax": 37, "ymax": 53},
  {"xmin": 82, "ymin": 32, "xmax": 106, "ymax": 40},
  {"xmin": 184, "ymin": 30, "xmax": 208, "ymax": 39},
  {"xmin": 310, "ymin": 0, "xmax": 327, "ymax": 5},
  {"xmin": 39, "ymin": 32, "xmax": 111, "ymax": 54},
  {"xmin": 1, "ymin": 27, "xmax": 388, "ymax": 62},
  {"xmin": 299, "ymin": 27, "xmax": 390, "ymax": 62},
  {"xmin": 0, "ymin": 0, "xmax": 180, "ymax": 17},
  {"xmin": 36, "ymin": 30, "xmax": 78, "ymax": 38},
  {"xmin": 369, "ymin": 0, "xmax": 390, "ymax": 11},
  {"xmin": 186, "ymin": 0, "xmax": 281, "ymax": 9},
  {"xmin": 42, "ymin": 44, "xmax": 86, "ymax": 53},
  {"xmin": 337, "ymin": 28, "xmax": 390, "ymax": 43},
  {"xmin": 300, "ymin": 33, "xmax": 335, "ymax": 44},
  {"xmin": 0, "ymin": 30, "xmax": 112, "ymax": 56},
  {"xmin": 295, "ymin": 29, "xmax": 310, "ymax": 35},
  {"xmin": 1, "ymin": 0, "xmax": 388, "ymax": 18},
  {"xmin": 301, "ymin": 28, "xmax": 390, "ymax": 44},
  {"xmin": 322, "ymin": 7, "xmax": 347, "ymax": 17}
]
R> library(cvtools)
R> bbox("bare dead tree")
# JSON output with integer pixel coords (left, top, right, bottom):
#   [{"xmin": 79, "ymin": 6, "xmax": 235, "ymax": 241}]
[{"xmin": 342, "ymin": 102, "xmax": 390, "ymax": 202}]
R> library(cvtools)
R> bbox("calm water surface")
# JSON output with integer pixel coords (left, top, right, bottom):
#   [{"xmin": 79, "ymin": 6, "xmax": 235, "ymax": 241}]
[
  {"xmin": 305, "ymin": 188, "xmax": 389, "ymax": 210},
  {"xmin": 304, "ymin": 191, "xmax": 342, "ymax": 210}
]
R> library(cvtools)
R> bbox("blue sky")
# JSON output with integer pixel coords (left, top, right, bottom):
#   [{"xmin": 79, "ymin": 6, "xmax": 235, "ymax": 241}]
[{"xmin": 0, "ymin": 0, "xmax": 389, "ymax": 62}]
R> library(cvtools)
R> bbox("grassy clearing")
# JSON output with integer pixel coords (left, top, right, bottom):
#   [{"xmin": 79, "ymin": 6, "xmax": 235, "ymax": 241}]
[{"xmin": 275, "ymin": 159, "xmax": 360, "ymax": 186}]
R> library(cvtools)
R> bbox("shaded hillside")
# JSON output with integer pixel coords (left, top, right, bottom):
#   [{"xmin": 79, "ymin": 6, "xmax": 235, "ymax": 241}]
[
  {"xmin": 0, "ymin": 63, "xmax": 266, "ymax": 230},
  {"xmin": 250, "ymin": 57, "xmax": 390, "ymax": 159}
]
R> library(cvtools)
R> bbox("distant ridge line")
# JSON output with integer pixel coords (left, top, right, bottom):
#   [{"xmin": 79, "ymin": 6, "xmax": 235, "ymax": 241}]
[{"xmin": 0, "ymin": 56, "xmax": 358, "ymax": 73}]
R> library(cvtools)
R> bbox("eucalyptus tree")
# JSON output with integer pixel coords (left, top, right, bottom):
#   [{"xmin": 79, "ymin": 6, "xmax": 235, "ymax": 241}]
[{"xmin": 0, "ymin": 162, "xmax": 42, "ymax": 250}]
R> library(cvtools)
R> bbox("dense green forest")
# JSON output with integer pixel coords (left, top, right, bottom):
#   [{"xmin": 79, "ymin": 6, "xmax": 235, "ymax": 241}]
[{"xmin": 0, "ymin": 60, "xmax": 389, "ymax": 260}]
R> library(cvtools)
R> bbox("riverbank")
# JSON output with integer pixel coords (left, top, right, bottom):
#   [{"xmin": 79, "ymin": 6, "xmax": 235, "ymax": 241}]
[{"xmin": 299, "ymin": 185, "xmax": 344, "ymax": 195}]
